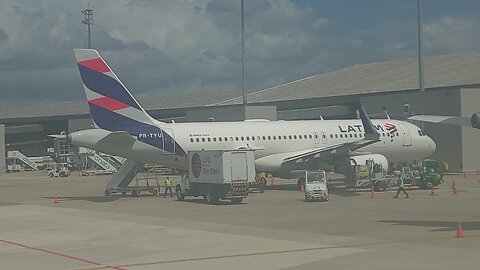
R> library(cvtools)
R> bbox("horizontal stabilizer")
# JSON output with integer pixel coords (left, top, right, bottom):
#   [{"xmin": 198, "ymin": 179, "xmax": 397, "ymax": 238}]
[{"xmin": 96, "ymin": 131, "xmax": 136, "ymax": 150}]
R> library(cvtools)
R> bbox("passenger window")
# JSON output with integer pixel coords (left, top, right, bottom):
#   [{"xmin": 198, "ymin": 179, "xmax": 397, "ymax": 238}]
[
  {"xmin": 340, "ymin": 134, "xmax": 343, "ymax": 138},
  {"xmin": 294, "ymin": 135, "xmax": 297, "ymax": 139},
  {"xmin": 246, "ymin": 136, "xmax": 250, "ymax": 141},
  {"xmin": 235, "ymin": 137, "xmax": 239, "ymax": 141},
  {"xmin": 349, "ymin": 134, "xmax": 353, "ymax": 138},
  {"xmin": 278, "ymin": 135, "xmax": 281, "ymax": 140},
  {"xmin": 284, "ymin": 135, "xmax": 287, "ymax": 140},
  {"xmin": 299, "ymin": 135, "xmax": 302, "ymax": 139},
  {"xmin": 289, "ymin": 135, "xmax": 292, "ymax": 139},
  {"xmin": 330, "ymin": 134, "xmax": 333, "ymax": 138},
  {"xmin": 273, "ymin": 136, "xmax": 276, "ymax": 140},
  {"xmin": 190, "ymin": 138, "xmax": 194, "ymax": 142},
  {"xmin": 202, "ymin": 138, "xmax": 205, "ymax": 142},
  {"xmin": 196, "ymin": 138, "xmax": 199, "ymax": 142},
  {"xmin": 257, "ymin": 136, "xmax": 261, "ymax": 140},
  {"xmin": 335, "ymin": 134, "xmax": 338, "ymax": 138},
  {"xmin": 309, "ymin": 135, "xmax": 312, "ymax": 139},
  {"xmin": 268, "ymin": 136, "xmax": 271, "ymax": 140},
  {"xmin": 354, "ymin": 134, "xmax": 357, "ymax": 138},
  {"xmin": 226, "ymin": 137, "xmax": 229, "ymax": 141},
  {"xmin": 252, "ymin": 136, "xmax": 255, "ymax": 140},
  {"xmin": 213, "ymin": 137, "xmax": 217, "ymax": 142},
  {"xmin": 219, "ymin": 137, "xmax": 222, "ymax": 142},
  {"xmin": 241, "ymin": 136, "xmax": 244, "ymax": 141},
  {"xmin": 208, "ymin": 138, "xmax": 211, "ymax": 142},
  {"xmin": 262, "ymin": 136, "xmax": 266, "ymax": 140}
]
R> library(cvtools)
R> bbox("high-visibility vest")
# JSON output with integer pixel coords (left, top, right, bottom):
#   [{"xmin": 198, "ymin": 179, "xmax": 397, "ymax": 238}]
[
  {"xmin": 399, "ymin": 177, "xmax": 405, "ymax": 188},
  {"xmin": 165, "ymin": 179, "xmax": 172, "ymax": 187}
]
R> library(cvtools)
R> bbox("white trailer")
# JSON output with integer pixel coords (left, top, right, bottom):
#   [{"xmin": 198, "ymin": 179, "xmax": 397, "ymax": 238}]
[{"xmin": 175, "ymin": 150, "xmax": 255, "ymax": 204}]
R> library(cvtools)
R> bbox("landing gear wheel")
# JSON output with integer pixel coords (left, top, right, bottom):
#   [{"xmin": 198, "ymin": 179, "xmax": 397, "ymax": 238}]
[
  {"xmin": 104, "ymin": 190, "xmax": 110, "ymax": 196},
  {"xmin": 231, "ymin": 198, "xmax": 243, "ymax": 204}
]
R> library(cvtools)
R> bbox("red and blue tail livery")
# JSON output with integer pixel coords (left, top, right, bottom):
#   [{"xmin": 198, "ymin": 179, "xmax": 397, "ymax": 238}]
[{"xmin": 74, "ymin": 49, "xmax": 186, "ymax": 156}]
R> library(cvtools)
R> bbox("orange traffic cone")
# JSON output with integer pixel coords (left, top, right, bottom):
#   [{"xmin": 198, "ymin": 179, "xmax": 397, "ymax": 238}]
[
  {"xmin": 463, "ymin": 172, "xmax": 467, "ymax": 178},
  {"xmin": 53, "ymin": 195, "xmax": 59, "ymax": 204},
  {"xmin": 370, "ymin": 187, "xmax": 376, "ymax": 199},
  {"xmin": 456, "ymin": 222, "xmax": 464, "ymax": 238},
  {"xmin": 430, "ymin": 186, "xmax": 437, "ymax": 196},
  {"xmin": 300, "ymin": 183, "xmax": 305, "ymax": 192},
  {"xmin": 452, "ymin": 181, "xmax": 458, "ymax": 195}
]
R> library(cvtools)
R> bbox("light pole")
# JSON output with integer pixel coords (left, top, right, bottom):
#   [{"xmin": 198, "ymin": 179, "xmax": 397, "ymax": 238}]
[
  {"xmin": 417, "ymin": 0, "xmax": 425, "ymax": 92},
  {"xmin": 81, "ymin": 4, "xmax": 94, "ymax": 49},
  {"xmin": 241, "ymin": 0, "xmax": 247, "ymax": 115}
]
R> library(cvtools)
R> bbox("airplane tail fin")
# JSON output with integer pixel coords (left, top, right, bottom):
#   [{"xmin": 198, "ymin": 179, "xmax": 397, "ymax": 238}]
[{"xmin": 74, "ymin": 49, "xmax": 160, "ymax": 132}]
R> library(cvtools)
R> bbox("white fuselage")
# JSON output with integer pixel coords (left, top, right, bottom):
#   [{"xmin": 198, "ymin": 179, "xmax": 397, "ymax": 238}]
[{"xmin": 72, "ymin": 118, "xmax": 436, "ymax": 175}]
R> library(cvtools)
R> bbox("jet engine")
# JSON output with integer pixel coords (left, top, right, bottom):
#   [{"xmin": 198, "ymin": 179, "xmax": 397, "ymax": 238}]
[{"xmin": 471, "ymin": 112, "xmax": 480, "ymax": 128}]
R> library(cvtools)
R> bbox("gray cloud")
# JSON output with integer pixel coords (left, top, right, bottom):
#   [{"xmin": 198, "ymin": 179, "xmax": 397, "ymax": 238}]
[{"xmin": 0, "ymin": 0, "xmax": 479, "ymax": 105}]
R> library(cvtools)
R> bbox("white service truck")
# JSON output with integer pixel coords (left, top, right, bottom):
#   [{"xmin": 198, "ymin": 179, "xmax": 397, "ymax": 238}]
[{"xmin": 175, "ymin": 150, "xmax": 255, "ymax": 204}]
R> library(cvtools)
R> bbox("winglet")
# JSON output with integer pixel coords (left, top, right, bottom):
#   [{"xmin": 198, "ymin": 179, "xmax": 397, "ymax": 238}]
[{"xmin": 358, "ymin": 105, "xmax": 380, "ymax": 141}]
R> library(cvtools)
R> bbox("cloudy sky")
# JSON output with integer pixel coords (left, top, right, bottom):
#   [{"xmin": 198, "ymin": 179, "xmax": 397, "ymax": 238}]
[{"xmin": 0, "ymin": 0, "xmax": 479, "ymax": 105}]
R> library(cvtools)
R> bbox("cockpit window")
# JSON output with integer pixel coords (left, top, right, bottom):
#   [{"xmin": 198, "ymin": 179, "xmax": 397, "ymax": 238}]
[{"xmin": 418, "ymin": 130, "xmax": 425, "ymax": 136}]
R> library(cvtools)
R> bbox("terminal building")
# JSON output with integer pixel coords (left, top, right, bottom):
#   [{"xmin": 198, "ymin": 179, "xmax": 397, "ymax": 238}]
[{"xmin": 1, "ymin": 53, "xmax": 480, "ymax": 172}]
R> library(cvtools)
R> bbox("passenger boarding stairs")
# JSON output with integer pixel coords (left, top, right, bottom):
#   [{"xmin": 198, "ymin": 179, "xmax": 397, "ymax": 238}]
[
  {"xmin": 7, "ymin": 151, "xmax": 38, "ymax": 171},
  {"xmin": 84, "ymin": 148, "xmax": 117, "ymax": 173},
  {"xmin": 105, "ymin": 159, "xmax": 141, "ymax": 190}
]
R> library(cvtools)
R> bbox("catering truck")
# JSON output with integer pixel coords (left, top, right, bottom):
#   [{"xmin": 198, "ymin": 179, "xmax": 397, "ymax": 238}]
[{"xmin": 175, "ymin": 150, "xmax": 255, "ymax": 204}]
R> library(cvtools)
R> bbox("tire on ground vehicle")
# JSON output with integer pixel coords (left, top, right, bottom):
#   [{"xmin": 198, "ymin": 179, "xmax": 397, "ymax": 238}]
[
  {"xmin": 231, "ymin": 198, "xmax": 243, "ymax": 204},
  {"xmin": 424, "ymin": 180, "xmax": 434, "ymax": 190},
  {"xmin": 104, "ymin": 190, "xmax": 110, "ymax": 196},
  {"xmin": 176, "ymin": 186, "xmax": 185, "ymax": 201},
  {"xmin": 48, "ymin": 173, "xmax": 54, "ymax": 178},
  {"xmin": 374, "ymin": 181, "xmax": 387, "ymax": 192},
  {"xmin": 205, "ymin": 192, "xmax": 219, "ymax": 204}
]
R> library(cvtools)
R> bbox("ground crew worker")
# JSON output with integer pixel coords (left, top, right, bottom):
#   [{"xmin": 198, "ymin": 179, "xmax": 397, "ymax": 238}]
[
  {"xmin": 394, "ymin": 173, "xmax": 409, "ymax": 198},
  {"xmin": 164, "ymin": 176, "xmax": 173, "ymax": 198}
]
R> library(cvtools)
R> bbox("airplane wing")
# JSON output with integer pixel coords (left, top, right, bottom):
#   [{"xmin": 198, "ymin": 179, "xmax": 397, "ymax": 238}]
[
  {"xmin": 281, "ymin": 106, "xmax": 381, "ymax": 167},
  {"xmin": 408, "ymin": 115, "xmax": 472, "ymax": 127}
]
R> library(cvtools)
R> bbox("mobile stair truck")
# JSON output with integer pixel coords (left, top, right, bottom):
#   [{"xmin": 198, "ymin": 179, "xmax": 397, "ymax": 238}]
[
  {"xmin": 175, "ymin": 150, "xmax": 254, "ymax": 204},
  {"xmin": 304, "ymin": 170, "xmax": 329, "ymax": 202}
]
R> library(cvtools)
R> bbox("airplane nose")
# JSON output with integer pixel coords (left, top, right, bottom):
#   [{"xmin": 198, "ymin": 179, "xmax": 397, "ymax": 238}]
[{"xmin": 427, "ymin": 136, "xmax": 436, "ymax": 155}]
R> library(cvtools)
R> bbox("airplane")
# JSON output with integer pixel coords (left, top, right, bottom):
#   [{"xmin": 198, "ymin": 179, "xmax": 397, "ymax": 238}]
[{"xmin": 67, "ymin": 49, "xmax": 436, "ymax": 181}]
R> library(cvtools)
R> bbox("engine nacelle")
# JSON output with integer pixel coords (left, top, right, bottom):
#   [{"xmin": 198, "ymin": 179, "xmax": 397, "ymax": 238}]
[
  {"xmin": 471, "ymin": 112, "xmax": 480, "ymax": 128},
  {"xmin": 349, "ymin": 154, "xmax": 389, "ymax": 172}
]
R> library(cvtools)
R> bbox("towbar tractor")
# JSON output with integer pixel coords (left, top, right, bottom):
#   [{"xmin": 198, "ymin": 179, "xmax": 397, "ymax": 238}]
[{"xmin": 304, "ymin": 170, "xmax": 329, "ymax": 202}]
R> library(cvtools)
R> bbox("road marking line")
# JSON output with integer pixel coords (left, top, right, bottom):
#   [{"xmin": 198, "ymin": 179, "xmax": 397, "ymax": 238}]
[{"xmin": 0, "ymin": 239, "xmax": 126, "ymax": 270}]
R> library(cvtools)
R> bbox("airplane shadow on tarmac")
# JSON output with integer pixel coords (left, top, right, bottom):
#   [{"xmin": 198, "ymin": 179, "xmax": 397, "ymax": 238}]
[{"xmin": 379, "ymin": 220, "xmax": 480, "ymax": 232}]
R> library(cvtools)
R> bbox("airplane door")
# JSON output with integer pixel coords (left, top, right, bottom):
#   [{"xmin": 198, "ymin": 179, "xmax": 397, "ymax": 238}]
[
  {"xmin": 399, "ymin": 123, "xmax": 412, "ymax": 146},
  {"xmin": 162, "ymin": 128, "xmax": 176, "ymax": 154},
  {"xmin": 313, "ymin": 132, "xmax": 320, "ymax": 144},
  {"xmin": 321, "ymin": 132, "xmax": 328, "ymax": 144}
]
